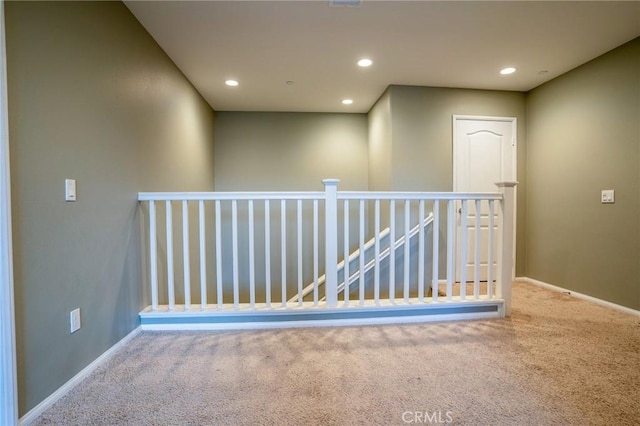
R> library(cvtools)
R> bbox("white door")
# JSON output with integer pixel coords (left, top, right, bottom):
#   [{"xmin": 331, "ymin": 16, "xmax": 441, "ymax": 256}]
[{"xmin": 453, "ymin": 116, "xmax": 516, "ymax": 283}]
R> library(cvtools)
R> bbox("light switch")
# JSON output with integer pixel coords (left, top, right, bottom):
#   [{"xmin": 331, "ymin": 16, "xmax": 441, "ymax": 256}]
[
  {"xmin": 65, "ymin": 179, "xmax": 76, "ymax": 202},
  {"xmin": 601, "ymin": 189, "xmax": 614, "ymax": 204}
]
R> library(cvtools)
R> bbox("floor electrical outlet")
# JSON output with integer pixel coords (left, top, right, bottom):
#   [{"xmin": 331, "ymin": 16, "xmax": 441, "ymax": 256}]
[{"xmin": 70, "ymin": 308, "xmax": 81, "ymax": 333}]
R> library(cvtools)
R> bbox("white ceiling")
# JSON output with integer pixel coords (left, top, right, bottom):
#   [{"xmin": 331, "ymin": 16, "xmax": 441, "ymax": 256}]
[{"xmin": 125, "ymin": 1, "xmax": 640, "ymax": 113}]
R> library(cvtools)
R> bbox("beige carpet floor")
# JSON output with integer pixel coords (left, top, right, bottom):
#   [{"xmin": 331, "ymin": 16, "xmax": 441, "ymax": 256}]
[{"xmin": 33, "ymin": 281, "xmax": 639, "ymax": 425}]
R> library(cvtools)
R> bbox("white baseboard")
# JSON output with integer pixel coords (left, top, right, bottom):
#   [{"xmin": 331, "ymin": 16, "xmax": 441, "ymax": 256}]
[
  {"xmin": 19, "ymin": 326, "xmax": 142, "ymax": 425},
  {"xmin": 517, "ymin": 277, "xmax": 640, "ymax": 318}
]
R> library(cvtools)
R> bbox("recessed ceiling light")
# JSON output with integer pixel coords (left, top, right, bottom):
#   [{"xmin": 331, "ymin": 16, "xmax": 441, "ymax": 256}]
[
  {"xmin": 500, "ymin": 67, "xmax": 516, "ymax": 75},
  {"xmin": 342, "ymin": 99, "xmax": 354, "ymax": 105},
  {"xmin": 357, "ymin": 58, "xmax": 373, "ymax": 67},
  {"xmin": 225, "ymin": 79, "xmax": 239, "ymax": 87}
]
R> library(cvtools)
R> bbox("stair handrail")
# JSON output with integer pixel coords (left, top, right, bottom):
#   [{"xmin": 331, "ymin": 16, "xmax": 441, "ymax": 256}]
[
  {"xmin": 289, "ymin": 212, "xmax": 434, "ymax": 303},
  {"xmin": 330, "ymin": 212, "xmax": 434, "ymax": 301},
  {"xmin": 288, "ymin": 226, "xmax": 391, "ymax": 303}
]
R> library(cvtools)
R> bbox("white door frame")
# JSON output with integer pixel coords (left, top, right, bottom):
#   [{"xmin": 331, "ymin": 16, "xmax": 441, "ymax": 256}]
[
  {"xmin": 0, "ymin": 0, "xmax": 19, "ymax": 423},
  {"xmin": 452, "ymin": 115, "xmax": 517, "ymax": 281}
]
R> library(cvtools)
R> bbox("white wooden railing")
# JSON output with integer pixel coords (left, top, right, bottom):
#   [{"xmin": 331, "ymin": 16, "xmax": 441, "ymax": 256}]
[{"xmin": 138, "ymin": 180, "xmax": 516, "ymax": 326}]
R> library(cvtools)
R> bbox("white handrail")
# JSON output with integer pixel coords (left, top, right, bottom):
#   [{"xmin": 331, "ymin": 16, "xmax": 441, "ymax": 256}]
[
  {"xmin": 339, "ymin": 191, "xmax": 501, "ymax": 201},
  {"xmin": 138, "ymin": 192, "xmax": 324, "ymax": 201},
  {"xmin": 138, "ymin": 191, "xmax": 501, "ymax": 202}
]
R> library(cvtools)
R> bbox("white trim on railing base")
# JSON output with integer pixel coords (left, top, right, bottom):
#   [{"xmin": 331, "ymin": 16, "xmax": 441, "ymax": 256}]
[
  {"xmin": 518, "ymin": 277, "xmax": 640, "ymax": 318},
  {"xmin": 139, "ymin": 299, "xmax": 504, "ymax": 331},
  {"xmin": 18, "ymin": 327, "xmax": 141, "ymax": 426}
]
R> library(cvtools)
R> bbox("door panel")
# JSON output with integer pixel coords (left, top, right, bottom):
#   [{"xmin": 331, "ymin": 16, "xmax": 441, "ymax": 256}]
[{"xmin": 467, "ymin": 131, "xmax": 503, "ymax": 192}]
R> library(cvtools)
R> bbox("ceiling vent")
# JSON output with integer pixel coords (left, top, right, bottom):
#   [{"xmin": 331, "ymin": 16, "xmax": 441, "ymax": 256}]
[{"xmin": 329, "ymin": 0, "xmax": 361, "ymax": 7}]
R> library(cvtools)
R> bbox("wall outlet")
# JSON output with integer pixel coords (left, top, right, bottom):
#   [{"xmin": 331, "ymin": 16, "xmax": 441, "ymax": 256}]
[{"xmin": 70, "ymin": 308, "xmax": 81, "ymax": 333}]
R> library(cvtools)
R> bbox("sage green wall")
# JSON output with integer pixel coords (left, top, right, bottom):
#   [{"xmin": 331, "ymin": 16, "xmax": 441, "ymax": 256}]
[
  {"xmin": 6, "ymin": 1, "xmax": 215, "ymax": 415},
  {"xmin": 214, "ymin": 112, "xmax": 368, "ymax": 191},
  {"xmin": 380, "ymin": 86, "xmax": 527, "ymax": 275},
  {"xmin": 367, "ymin": 88, "xmax": 392, "ymax": 191},
  {"xmin": 526, "ymin": 38, "xmax": 639, "ymax": 310}
]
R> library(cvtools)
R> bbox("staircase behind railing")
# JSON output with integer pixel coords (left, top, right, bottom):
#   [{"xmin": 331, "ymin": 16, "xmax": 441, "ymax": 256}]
[
  {"xmin": 290, "ymin": 213, "xmax": 435, "ymax": 304},
  {"xmin": 137, "ymin": 179, "xmax": 516, "ymax": 328}
]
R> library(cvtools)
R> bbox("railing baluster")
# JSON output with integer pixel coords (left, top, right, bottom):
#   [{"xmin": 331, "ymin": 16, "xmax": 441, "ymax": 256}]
[
  {"xmin": 215, "ymin": 200, "xmax": 223, "ymax": 309},
  {"xmin": 432, "ymin": 200, "xmax": 439, "ymax": 302},
  {"xmin": 460, "ymin": 200, "xmax": 468, "ymax": 300},
  {"xmin": 265, "ymin": 200, "xmax": 271, "ymax": 308},
  {"xmin": 474, "ymin": 199, "xmax": 481, "ymax": 299},
  {"xmin": 374, "ymin": 199, "xmax": 380, "ymax": 305},
  {"xmin": 297, "ymin": 200, "xmax": 303, "ymax": 306},
  {"xmin": 418, "ymin": 199, "xmax": 425, "ymax": 303},
  {"xmin": 166, "ymin": 200, "xmax": 175, "ymax": 310},
  {"xmin": 359, "ymin": 200, "xmax": 365, "ymax": 306},
  {"xmin": 488, "ymin": 200, "xmax": 495, "ymax": 299},
  {"xmin": 281, "ymin": 199, "xmax": 286, "ymax": 307},
  {"xmin": 249, "ymin": 200, "xmax": 255, "ymax": 309},
  {"xmin": 446, "ymin": 200, "xmax": 454, "ymax": 301},
  {"xmin": 182, "ymin": 201, "xmax": 190, "ymax": 310},
  {"xmin": 232, "ymin": 200, "xmax": 239, "ymax": 310},
  {"xmin": 389, "ymin": 200, "xmax": 395, "ymax": 303},
  {"xmin": 313, "ymin": 199, "xmax": 319, "ymax": 306},
  {"xmin": 198, "ymin": 200, "xmax": 206, "ymax": 310},
  {"xmin": 149, "ymin": 200, "xmax": 158, "ymax": 311},
  {"xmin": 343, "ymin": 199, "xmax": 350, "ymax": 306},
  {"xmin": 403, "ymin": 199, "xmax": 410, "ymax": 303}
]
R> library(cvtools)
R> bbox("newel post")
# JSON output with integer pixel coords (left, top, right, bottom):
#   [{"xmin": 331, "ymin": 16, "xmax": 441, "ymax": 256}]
[
  {"xmin": 495, "ymin": 181, "xmax": 517, "ymax": 317},
  {"xmin": 323, "ymin": 179, "xmax": 340, "ymax": 308}
]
